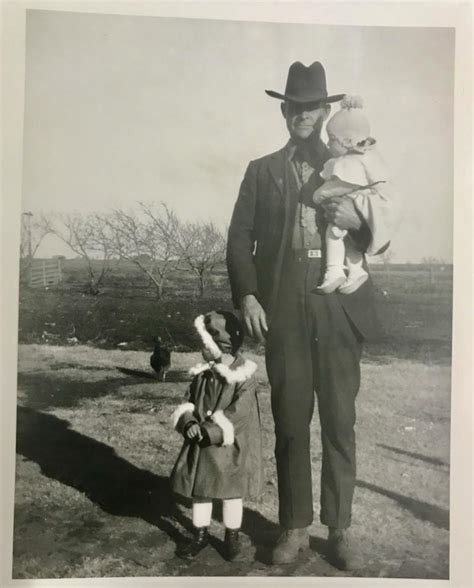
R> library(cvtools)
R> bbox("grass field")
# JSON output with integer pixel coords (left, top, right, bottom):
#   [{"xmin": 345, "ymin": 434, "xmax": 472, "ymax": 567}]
[
  {"xmin": 18, "ymin": 259, "xmax": 453, "ymax": 363},
  {"xmin": 13, "ymin": 260, "xmax": 452, "ymax": 578}
]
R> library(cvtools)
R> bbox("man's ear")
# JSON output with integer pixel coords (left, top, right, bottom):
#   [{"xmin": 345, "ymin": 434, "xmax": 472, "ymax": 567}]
[
  {"xmin": 280, "ymin": 102, "xmax": 287, "ymax": 119},
  {"xmin": 323, "ymin": 104, "xmax": 331, "ymax": 121}
]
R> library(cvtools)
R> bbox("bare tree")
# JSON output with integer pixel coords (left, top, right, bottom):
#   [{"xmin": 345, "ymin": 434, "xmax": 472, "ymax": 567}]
[
  {"xmin": 177, "ymin": 221, "xmax": 226, "ymax": 296},
  {"xmin": 51, "ymin": 212, "xmax": 114, "ymax": 294},
  {"xmin": 107, "ymin": 203, "xmax": 180, "ymax": 298},
  {"xmin": 19, "ymin": 212, "xmax": 53, "ymax": 283}
]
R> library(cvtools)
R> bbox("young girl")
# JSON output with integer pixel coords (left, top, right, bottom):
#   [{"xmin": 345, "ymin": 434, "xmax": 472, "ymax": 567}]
[
  {"xmin": 170, "ymin": 310, "xmax": 263, "ymax": 561},
  {"xmin": 313, "ymin": 95, "xmax": 390, "ymax": 294}
]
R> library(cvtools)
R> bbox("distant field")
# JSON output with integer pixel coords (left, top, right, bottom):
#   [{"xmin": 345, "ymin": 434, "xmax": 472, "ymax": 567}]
[{"xmin": 18, "ymin": 259, "xmax": 453, "ymax": 364}]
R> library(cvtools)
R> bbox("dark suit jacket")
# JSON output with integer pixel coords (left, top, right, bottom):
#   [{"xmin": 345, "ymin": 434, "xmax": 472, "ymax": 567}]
[{"xmin": 227, "ymin": 144, "xmax": 384, "ymax": 342}]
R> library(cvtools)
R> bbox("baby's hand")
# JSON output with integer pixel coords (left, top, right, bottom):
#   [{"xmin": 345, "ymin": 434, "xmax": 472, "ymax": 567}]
[
  {"xmin": 185, "ymin": 424, "xmax": 203, "ymax": 442},
  {"xmin": 313, "ymin": 178, "xmax": 357, "ymax": 205}
]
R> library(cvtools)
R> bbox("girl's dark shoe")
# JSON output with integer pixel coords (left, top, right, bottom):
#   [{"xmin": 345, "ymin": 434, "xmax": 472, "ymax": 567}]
[
  {"xmin": 176, "ymin": 527, "xmax": 210, "ymax": 560},
  {"xmin": 223, "ymin": 528, "xmax": 242, "ymax": 561}
]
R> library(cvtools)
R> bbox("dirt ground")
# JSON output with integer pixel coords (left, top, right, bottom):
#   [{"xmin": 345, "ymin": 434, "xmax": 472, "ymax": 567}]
[{"xmin": 13, "ymin": 343, "xmax": 450, "ymax": 579}]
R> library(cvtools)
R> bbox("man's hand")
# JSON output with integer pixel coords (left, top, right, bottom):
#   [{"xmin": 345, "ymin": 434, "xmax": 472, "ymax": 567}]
[
  {"xmin": 322, "ymin": 196, "xmax": 362, "ymax": 231},
  {"xmin": 240, "ymin": 294, "xmax": 268, "ymax": 343},
  {"xmin": 184, "ymin": 424, "xmax": 203, "ymax": 442}
]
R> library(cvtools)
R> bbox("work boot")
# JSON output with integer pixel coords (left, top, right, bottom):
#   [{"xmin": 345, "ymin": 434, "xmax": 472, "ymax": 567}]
[
  {"xmin": 223, "ymin": 528, "xmax": 242, "ymax": 561},
  {"xmin": 176, "ymin": 527, "xmax": 209, "ymax": 560},
  {"xmin": 272, "ymin": 527, "xmax": 310, "ymax": 564},
  {"xmin": 327, "ymin": 528, "xmax": 363, "ymax": 571}
]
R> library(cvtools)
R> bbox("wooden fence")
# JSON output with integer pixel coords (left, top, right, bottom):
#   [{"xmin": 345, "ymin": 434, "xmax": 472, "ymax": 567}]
[{"xmin": 29, "ymin": 258, "xmax": 63, "ymax": 288}]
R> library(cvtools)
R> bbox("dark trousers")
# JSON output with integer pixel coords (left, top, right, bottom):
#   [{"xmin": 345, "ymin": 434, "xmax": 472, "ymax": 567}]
[{"xmin": 265, "ymin": 253, "xmax": 363, "ymax": 530}]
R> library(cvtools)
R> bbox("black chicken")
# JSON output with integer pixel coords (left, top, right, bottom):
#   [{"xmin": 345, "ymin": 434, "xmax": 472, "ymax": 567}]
[{"xmin": 150, "ymin": 336, "xmax": 172, "ymax": 382}]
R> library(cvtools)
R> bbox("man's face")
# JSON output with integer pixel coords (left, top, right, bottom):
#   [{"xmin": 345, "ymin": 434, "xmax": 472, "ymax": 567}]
[{"xmin": 281, "ymin": 100, "xmax": 330, "ymax": 142}]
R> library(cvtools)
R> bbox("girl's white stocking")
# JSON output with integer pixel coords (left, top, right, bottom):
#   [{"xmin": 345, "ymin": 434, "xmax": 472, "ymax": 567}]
[
  {"xmin": 223, "ymin": 498, "xmax": 243, "ymax": 529},
  {"xmin": 192, "ymin": 501, "xmax": 213, "ymax": 528}
]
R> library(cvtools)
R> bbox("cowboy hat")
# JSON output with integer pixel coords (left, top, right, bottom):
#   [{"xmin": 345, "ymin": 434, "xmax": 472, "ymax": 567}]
[{"xmin": 265, "ymin": 61, "xmax": 345, "ymax": 104}]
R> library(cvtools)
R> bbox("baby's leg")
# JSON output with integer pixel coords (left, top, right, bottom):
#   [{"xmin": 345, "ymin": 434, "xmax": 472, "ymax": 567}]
[
  {"xmin": 345, "ymin": 241, "xmax": 366, "ymax": 276},
  {"xmin": 338, "ymin": 240, "xmax": 369, "ymax": 295},
  {"xmin": 326, "ymin": 223, "xmax": 347, "ymax": 268},
  {"xmin": 316, "ymin": 224, "xmax": 347, "ymax": 294}
]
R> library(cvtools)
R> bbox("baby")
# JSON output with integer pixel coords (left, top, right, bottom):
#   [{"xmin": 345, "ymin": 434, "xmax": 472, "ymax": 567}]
[{"xmin": 313, "ymin": 95, "xmax": 390, "ymax": 294}]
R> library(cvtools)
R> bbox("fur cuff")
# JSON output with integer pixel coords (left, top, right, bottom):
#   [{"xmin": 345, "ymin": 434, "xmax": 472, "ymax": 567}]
[
  {"xmin": 214, "ymin": 360, "xmax": 257, "ymax": 384},
  {"xmin": 170, "ymin": 402, "xmax": 195, "ymax": 430},
  {"xmin": 211, "ymin": 410, "xmax": 235, "ymax": 446},
  {"xmin": 189, "ymin": 363, "xmax": 211, "ymax": 377},
  {"xmin": 194, "ymin": 315, "xmax": 222, "ymax": 360}
]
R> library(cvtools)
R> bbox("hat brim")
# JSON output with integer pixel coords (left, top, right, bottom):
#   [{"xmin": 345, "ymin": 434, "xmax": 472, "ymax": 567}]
[{"xmin": 265, "ymin": 90, "xmax": 345, "ymax": 103}]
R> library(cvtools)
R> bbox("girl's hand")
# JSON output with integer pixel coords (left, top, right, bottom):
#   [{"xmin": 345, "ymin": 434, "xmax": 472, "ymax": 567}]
[{"xmin": 185, "ymin": 424, "xmax": 203, "ymax": 441}]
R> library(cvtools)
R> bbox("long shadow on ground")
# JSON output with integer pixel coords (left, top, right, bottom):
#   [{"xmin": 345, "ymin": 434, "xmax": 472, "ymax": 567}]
[
  {"xmin": 115, "ymin": 366, "xmax": 190, "ymax": 384},
  {"xmin": 17, "ymin": 372, "xmax": 146, "ymax": 410},
  {"xmin": 377, "ymin": 444, "xmax": 448, "ymax": 468},
  {"xmin": 15, "ymin": 407, "xmax": 279, "ymax": 562},
  {"xmin": 356, "ymin": 479, "xmax": 449, "ymax": 530},
  {"xmin": 16, "ymin": 371, "xmax": 188, "ymax": 411}
]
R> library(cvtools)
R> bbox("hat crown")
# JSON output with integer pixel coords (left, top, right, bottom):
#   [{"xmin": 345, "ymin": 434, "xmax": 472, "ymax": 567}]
[{"xmin": 284, "ymin": 61, "xmax": 328, "ymax": 102}]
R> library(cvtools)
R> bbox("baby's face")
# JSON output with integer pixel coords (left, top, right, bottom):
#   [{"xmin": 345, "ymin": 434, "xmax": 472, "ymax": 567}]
[{"xmin": 327, "ymin": 135, "xmax": 347, "ymax": 157}]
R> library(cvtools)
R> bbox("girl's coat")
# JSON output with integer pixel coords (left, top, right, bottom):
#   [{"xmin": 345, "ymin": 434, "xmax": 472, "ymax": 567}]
[{"xmin": 170, "ymin": 354, "xmax": 263, "ymax": 501}]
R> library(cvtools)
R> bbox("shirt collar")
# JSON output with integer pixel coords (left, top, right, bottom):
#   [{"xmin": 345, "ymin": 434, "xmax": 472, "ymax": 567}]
[{"xmin": 285, "ymin": 138, "xmax": 329, "ymax": 165}]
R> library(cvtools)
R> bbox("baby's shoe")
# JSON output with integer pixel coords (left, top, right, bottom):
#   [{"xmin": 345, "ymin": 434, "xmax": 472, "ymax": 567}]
[
  {"xmin": 338, "ymin": 271, "xmax": 369, "ymax": 295},
  {"xmin": 223, "ymin": 527, "xmax": 243, "ymax": 561},
  {"xmin": 176, "ymin": 527, "xmax": 209, "ymax": 560},
  {"xmin": 315, "ymin": 268, "xmax": 347, "ymax": 294}
]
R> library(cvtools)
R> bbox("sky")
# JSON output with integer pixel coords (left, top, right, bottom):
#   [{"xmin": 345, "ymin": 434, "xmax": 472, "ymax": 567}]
[{"xmin": 22, "ymin": 10, "xmax": 454, "ymax": 262}]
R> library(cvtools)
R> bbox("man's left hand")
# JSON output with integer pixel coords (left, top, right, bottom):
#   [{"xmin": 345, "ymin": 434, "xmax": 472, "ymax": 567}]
[{"xmin": 322, "ymin": 196, "xmax": 362, "ymax": 231}]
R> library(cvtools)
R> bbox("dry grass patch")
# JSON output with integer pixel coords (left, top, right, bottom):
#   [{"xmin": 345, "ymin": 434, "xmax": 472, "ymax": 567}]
[{"xmin": 13, "ymin": 344, "xmax": 449, "ymax": 579}]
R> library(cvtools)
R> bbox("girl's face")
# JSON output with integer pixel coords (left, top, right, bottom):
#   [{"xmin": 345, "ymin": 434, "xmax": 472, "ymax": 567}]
[
  {"xmin": 327, "ymin": 135, "xmax": 348, "ymax": 157},
  {"xmin": 201, "ymin": 347, "xmax": 217, "ymax": 362}
]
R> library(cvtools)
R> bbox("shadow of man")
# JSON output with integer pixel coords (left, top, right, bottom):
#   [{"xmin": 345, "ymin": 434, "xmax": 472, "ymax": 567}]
[
  {"xmin": 16, "ymin": 406, "xmax": 280, "ymax": 562},
  {"xmin": 16, "ymin": 406, "xmax": 191, "ymax": 544}
]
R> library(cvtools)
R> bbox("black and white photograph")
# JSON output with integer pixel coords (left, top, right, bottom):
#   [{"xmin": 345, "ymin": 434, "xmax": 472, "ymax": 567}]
[{"xmin": 1, "ymin": 1, "xmax": 472, "ymax": 585}]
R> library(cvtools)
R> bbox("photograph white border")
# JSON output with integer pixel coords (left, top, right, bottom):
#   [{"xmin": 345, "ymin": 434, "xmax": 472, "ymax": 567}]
[{"xmin": 1, "ymin": 1, "xmax": 472, "ymax": 587}]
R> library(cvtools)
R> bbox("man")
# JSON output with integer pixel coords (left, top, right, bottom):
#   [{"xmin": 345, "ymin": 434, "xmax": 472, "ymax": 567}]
[{"xmin": 227, "ymin": 62, "xmax": 398, "ymax": 569}]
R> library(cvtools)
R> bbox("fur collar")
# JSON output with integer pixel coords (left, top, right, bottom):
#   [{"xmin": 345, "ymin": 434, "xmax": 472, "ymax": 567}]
[{"xmin": 189, "ymin": 355, "xmax": 257, "ymax": 384}]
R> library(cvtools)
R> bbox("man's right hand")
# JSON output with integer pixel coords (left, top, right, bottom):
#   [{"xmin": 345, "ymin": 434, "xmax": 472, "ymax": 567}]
[{"xmin": 240, "ymin": 294, "xmax": 268, "ymax": 343}]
